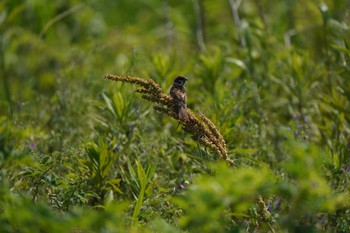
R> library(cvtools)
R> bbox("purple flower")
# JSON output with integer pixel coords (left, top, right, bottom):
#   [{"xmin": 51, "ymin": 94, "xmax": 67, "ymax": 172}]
[
  {"xmin": 29, "ymin": 142, "xmax": 36, "ymax": 150},
  {"xmin": 177, "ymin": 184, "xmax": 186, "ymax": 190}
]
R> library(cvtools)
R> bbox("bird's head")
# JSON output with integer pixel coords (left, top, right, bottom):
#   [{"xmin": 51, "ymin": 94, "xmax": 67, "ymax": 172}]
[{"xmin": 173, "ymin": 76, "xmax": 188, "ymax": 86}]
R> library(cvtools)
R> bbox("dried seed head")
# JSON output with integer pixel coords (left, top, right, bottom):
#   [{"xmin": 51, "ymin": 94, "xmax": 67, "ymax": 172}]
[{"xmin": 104, "ymin": 74, "xmax": 234, "ymax": 166}]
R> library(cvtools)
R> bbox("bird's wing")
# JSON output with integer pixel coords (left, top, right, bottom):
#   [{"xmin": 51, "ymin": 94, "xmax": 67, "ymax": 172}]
[{"xmin": 171, "ymin": 87, "xmax": 187, "ymax": 108}]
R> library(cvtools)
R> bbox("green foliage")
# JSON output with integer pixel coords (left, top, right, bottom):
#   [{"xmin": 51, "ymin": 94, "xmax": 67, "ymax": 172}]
[
  {"xmin": 277, "ymin": 139, "xmax": 350, "ymax": 231},
  {"xmin": 131, "ymin": 160, "xmax": 155, "ymax": 225},
  {"xmin": 84, "ymin": 139, "xmax": 122, "ymax": 201},
  {"xmin": 0, "ymin": 187, "xmax": 129, "ymax": 233},
  {"xmin": 0, "ymin": 0, "xmax": 350, "ymax": 232},
  {"xmin": 0, "ymin": 117, "xmax": 30, "ymax": 166},
  {"xmin": 175, "ymin": 139, "xmax": 350, "ymax": 232},
  {"xmin": 176, "ymin": 163, "xmax": 275, "ymax": 232}
]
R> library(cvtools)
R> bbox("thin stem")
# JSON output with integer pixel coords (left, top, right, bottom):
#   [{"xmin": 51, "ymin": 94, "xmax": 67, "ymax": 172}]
[
  {"xmin": 284, "ymin": 24, "xmax": 321, "ymax": 48},
  {"xmin": 163, "ymin": 0, "xmax": 173, "ymax": 49},
  {"xmin": 254, "ymin": 0, "xmax": 267, "ymax": 29},
  {"xmin": 0, "ymin": 34, "xmax": 12, "ymax": 118},
  {"xmin": 193, "ymin": 0, "xmax": 206, "ymax": 52},
  {"xmin": 40, "ymin": 4, "xmax": 84, "ymax": 38},
  {"xmin": 228, "ymin": 0, "xmax": 246, "ymax": 47}
]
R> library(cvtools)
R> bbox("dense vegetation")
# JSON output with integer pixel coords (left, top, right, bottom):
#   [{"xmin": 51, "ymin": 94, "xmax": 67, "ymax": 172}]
[{"xmin": 1, "ymin": 0, "xmax": 350, "ymax": 232}]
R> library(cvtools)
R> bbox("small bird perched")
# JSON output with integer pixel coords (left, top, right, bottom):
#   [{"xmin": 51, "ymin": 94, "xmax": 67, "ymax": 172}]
[{"xmin": 170, "ymin": 76, "xmax": 189, "ymax": 121}]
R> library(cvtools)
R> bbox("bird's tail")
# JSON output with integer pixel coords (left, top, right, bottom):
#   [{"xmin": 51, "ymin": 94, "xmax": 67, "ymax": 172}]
[{"xmin": 179, "ymin": 107, "xmax": 189, "ymax": 121}]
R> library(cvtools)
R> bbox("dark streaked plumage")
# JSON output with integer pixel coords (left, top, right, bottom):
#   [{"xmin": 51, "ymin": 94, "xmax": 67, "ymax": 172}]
[{"xmin": 170, "ymin": 76, "xmax": 189, "ymax": 121}]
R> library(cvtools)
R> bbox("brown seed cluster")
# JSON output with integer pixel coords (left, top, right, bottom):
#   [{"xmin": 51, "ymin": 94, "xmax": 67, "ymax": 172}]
[
  {"xmin": 104, "ymin": 74, "xmax": 234, "ymax": 166},
  {"xmin": 257, "ymin": 196, "xmax": 274, "ymax": 232}
]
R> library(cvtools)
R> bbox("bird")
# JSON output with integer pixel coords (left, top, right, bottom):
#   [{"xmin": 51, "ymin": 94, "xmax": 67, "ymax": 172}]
[{"xmin": 170, "ymin": 76, "xmax": 189, "ymax": 121}]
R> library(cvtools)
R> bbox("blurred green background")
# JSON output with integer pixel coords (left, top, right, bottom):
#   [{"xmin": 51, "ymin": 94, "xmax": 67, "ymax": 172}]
[{"xmin": 1, "ymin": 0, "xmax": 350, "ymax": 232}]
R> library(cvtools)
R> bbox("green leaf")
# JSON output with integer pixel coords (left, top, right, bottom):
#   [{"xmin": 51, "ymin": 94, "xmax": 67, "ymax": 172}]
[
  {"xmin": 132, "ymin": 160, "xmax": 148, "ymax": 225},
  {"xmin": 136, "ymin": 160, "xmax": 147, "ymax": 189},
  {"xmin": 102, "ymin": 92, "xmax": 116, "ymax": 117},
  {"xmin": 107, "ymin": 179, "xmax": 123, "ymax": 194},
  {"xmin": 225, "ymin": 57, "xmax": 247, "ymax": 70}
]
